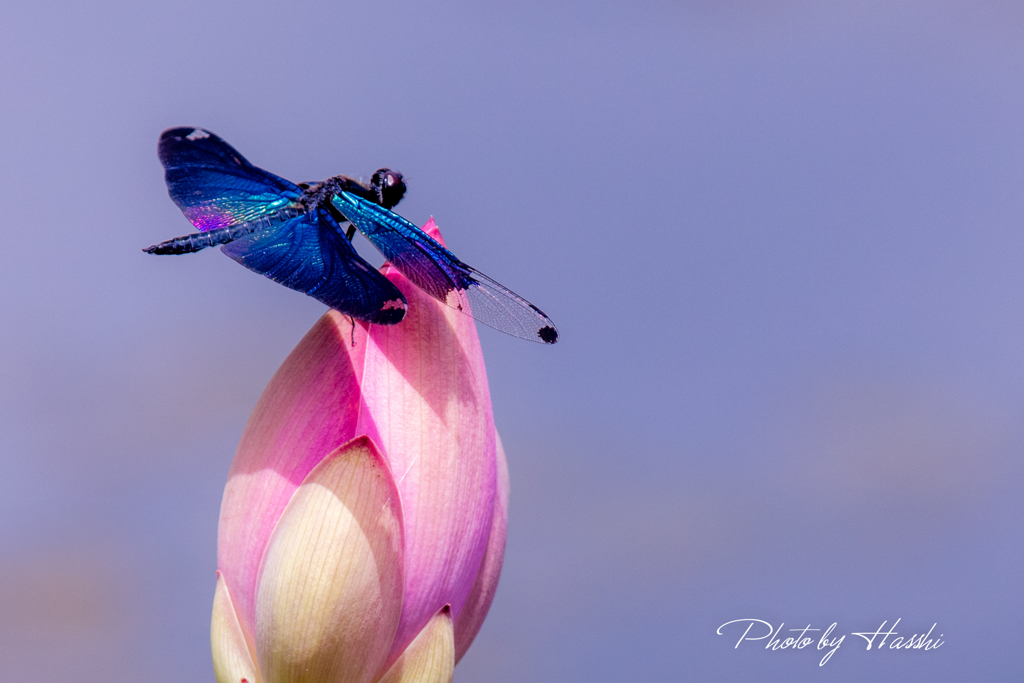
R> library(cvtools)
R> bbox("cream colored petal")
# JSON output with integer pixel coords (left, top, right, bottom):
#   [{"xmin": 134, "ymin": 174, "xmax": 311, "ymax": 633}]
[
  {"xmin": 212, "ymin": 571, "xmax": 260, "ymax": 683},
  {"xmin": 255, "ymin": 436, "xmax": 405, "ymax": 683},
  {"xmin": 376, "ymin": 605, "xmax": 454, "ymax": 683}
]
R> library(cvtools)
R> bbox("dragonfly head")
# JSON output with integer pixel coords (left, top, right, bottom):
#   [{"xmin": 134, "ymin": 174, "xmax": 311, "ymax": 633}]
[{"xmin": 371, "ymin": 169, "xmax": 406, "ymax": 209}]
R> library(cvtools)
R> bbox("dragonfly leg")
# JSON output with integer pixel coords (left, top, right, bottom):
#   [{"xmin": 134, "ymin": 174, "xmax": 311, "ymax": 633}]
[{"xmin": 348, "ymin": 315, "xmax": 357, "ymax": 347}]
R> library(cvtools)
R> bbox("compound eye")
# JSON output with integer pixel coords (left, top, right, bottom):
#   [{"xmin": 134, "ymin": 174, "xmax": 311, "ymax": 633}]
[{"xmin": 373, "ymin": 169, "xmax": 406, "ymax": 209}]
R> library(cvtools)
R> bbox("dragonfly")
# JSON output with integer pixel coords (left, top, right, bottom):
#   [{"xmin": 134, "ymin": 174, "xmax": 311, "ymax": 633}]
[{"xmin": 146, "ymin": 127, "xmax": 558, "ymax": 344}]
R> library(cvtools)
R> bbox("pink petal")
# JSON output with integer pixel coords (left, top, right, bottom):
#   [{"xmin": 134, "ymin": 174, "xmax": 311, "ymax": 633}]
[
  {"xmin": 358, "ymin": 223, "xmax": 498, "ymax": 663},
  {"xmin": 217, "ymin": 314, "xmax": 369, "ymax": 645},
  {"xmin": 255, "ymin": 436, "xmax": 404, "ymax": 683},
  {"xmin": 453, "ymin": 432, "xmax": 510, "ymax": 662}
]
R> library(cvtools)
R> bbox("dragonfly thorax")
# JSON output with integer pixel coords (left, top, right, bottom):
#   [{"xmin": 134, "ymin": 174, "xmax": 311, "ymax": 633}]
[{"xmin": 300, "ymin": 170, "xmax": 407, "ymax": 214}]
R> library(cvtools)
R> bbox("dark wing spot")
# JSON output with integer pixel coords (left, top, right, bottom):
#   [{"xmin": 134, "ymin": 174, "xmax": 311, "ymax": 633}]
[
  {"xmin": 371, "ymin": 301, "xmax": 407, "ymax": 325},
  {"xmin": 538, "ymin": 326, "xmax": 558, "ymax": 344}
]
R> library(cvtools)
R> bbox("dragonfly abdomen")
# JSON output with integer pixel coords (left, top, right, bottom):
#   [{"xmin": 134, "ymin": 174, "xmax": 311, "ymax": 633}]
[{"xmin": 144, "ymin": 208, "xmax": 304, "ymax": 255}]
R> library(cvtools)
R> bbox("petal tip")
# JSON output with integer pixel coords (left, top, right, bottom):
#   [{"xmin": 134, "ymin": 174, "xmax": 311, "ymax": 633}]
[
  {"xmin": 421, "ymin": 218, "xmax": 446, "ymax": 246},
  {"xmin": 377, "ymin": 605, "xmax": 455, "ymax": 683}
]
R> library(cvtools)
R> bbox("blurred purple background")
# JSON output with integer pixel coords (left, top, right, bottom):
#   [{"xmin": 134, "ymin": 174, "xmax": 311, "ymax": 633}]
[{"xmin": 1, "ymin": 1, "xmax": 1022, "ymax": 680}]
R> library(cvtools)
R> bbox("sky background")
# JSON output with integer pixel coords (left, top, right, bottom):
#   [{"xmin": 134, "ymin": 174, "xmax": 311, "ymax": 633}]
[{"xmin": 1, "ymin": 0, "xmax": 1022, "ymax": 681}]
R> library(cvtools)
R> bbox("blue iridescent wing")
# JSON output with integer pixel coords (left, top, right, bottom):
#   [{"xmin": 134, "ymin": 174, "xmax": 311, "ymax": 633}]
[
  {"xmin": 158, "ymin": 127, "xmax": 302, "ymax": 231},
  {"xmin": 221, "ymin": 207, "xmax": 407, "ymax": 325},
  {"xmin": 332, "ymin": 192, "xmax": 558, "ymax": 343}
]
